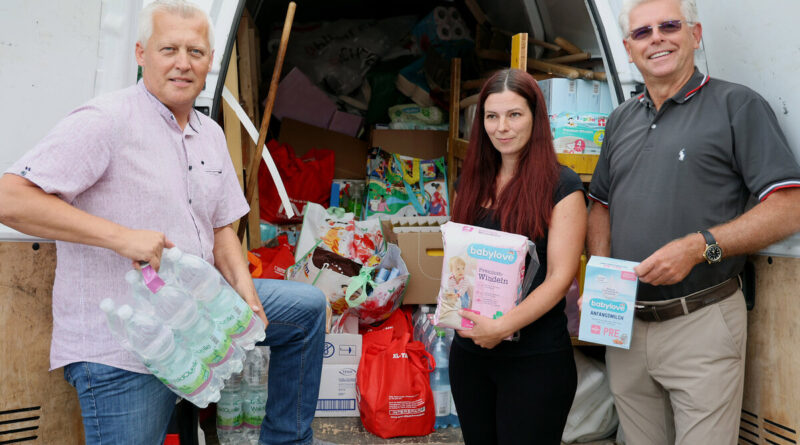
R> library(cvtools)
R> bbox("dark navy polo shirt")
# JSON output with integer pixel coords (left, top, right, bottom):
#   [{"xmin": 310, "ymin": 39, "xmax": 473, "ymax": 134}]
[{"xmin": 589, "ymin": 68, "xmax": 800, "ymax": 301}]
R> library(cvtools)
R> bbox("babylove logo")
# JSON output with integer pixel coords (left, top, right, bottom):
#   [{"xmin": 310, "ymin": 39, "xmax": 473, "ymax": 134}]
[
  {"xmin": 590, "ymin": 298, "xmax": 627, "ymax": 313},
  {"xmin": 467, "ymin": 244, "xmax": 517, "ymax": 264}
]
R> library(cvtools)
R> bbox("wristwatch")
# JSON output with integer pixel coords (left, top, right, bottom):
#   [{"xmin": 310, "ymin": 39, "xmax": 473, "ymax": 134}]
[{"xmin": 698, "ymin": 230, "xmax": 723, "ymax": 264}]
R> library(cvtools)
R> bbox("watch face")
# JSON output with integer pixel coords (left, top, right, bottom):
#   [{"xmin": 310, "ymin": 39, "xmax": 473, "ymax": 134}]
[{"xmin": 706, "ymin": 245, "xmax": 723, "ymax": 263}]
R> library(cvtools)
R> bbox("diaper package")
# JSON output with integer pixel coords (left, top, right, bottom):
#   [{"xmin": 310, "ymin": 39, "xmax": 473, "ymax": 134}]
[{"xmin": 434, "ymin": 221, "xmax": 538, "ymax": 332}]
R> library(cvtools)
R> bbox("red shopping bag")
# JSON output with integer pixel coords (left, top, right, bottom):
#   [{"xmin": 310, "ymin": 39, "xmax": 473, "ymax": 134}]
[
  {"xmin": 248, "ymin": 244, "xmax": 296, "ymax": 279},
  {"xmin": 258, "ymin": 139, "xmax": 335, "ymax": 224},
  {"xmin": 357, "ymin": 331, "xmax": 435, "ymax": 438},
  {"xmin": 359, "ymin": 305, "xmax": 414, "ymax": 340}
]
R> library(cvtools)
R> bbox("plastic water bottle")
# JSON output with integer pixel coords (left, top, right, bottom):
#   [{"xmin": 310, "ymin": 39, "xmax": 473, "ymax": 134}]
[
  {"xmin": 431, "ymin": 328, "xmax": 452, "ymax": 428},
  {"xmin": 118, "ymin": 304, "xmax": 221, "ymax": 408},
  {"xmin": 162, "ymin": 247, "xmax": 266, "ymax": 349},
  {"xmin": 241, "ymin": 347, "xmax": 269, "ymax": 444},
  {"xmin": 217, "ymin": 370, "xmax": 244, "ymax": 445},
  {"xmin": 100, "ymin": 298, "xmax": 132, "ymax": 351},
  {"xmin": 125, "ymin": 270, "xmax": 245, "ymax": 380}
]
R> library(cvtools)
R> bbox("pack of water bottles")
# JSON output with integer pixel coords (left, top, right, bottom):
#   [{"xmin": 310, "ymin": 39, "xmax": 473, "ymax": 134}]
[
  {"xmin": 100, "ymin": 247, "xmax": 267, "ymax": 408},
  {"xmin": 217, "ymin": 346, "xmax": 270, "ymax": 445},
  {"xmin": 413, "ymin": 305, "xmax": 459, "ymax": 429}
]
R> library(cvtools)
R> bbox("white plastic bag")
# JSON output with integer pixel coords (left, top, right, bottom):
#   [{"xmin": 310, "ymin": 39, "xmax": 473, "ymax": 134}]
[{"xmin": 561, "ymin": 348, "xmax": 619, "ymax": 443}]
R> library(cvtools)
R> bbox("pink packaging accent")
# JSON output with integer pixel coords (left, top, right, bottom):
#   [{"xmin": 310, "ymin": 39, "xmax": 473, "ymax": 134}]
[
  {"xmin": 273, "ymin": 67, "xmax": 338, "ymax": 129},
  {"xmin": 141, "ymin": 265, "xmax": 166, "ymax": 293},
  {"xmin": 328, "ymin": 110, "xmax": 363, "ymax": 137},
  {"xmin": 434, "ymin": 221, "xmax": 536, "ymax": 334}
]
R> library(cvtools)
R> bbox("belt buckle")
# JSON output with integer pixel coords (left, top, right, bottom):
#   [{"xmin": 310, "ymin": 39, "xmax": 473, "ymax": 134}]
[{"xmin": 636, "ymin": 304, "xmax": 661, "ymax": 322}]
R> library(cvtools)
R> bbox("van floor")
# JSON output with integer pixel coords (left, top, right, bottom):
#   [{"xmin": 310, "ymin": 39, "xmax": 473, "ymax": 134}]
[{"xmin": 201, "ymin": 415, "xmax": 617, "ymax": 444}]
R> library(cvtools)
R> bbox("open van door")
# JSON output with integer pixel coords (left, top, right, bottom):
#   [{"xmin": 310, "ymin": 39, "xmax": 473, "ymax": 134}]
[{"xmin": 582, "ymin": 0, "xmax": 709, "ymax": 106}]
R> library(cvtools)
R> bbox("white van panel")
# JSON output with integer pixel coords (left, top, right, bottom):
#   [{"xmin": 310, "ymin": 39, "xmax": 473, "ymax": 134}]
[{"xmin": 0, "ymin": 0, "xmax": 241, "ymax": 241}]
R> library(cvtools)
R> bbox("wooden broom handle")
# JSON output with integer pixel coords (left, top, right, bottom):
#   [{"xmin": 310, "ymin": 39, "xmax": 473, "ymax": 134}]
[{"xmin": 238, "ymin": 1, "xmax": 296, "ymax": 242}]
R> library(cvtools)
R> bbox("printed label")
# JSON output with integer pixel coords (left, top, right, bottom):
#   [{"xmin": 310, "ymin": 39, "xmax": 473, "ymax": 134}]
[{"xmin": 467, "ymin": 244, "xmax": 517, "ymax": 264}]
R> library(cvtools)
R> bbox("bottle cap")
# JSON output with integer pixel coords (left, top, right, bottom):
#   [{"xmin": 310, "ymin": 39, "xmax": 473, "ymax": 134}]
[
  {"xmin": 99, "ymin": 298, "xmax": 116, "ymax": 313},
  {"xmin": 117, "ymin": 305, "xmax": 134, "ymax": 320},
  {"xmin": 124, "ymin": 269, "xmax": 141, "ymax": 284},
  {"xmin": 162, "ymin": 247, "xmax": 182, "ymax": 262}
]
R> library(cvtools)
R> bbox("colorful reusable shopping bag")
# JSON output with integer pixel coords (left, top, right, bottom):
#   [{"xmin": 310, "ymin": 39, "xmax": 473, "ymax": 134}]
[{"xmin": 363, "ymin": 147, "xmax": 449, "ymax": 219}]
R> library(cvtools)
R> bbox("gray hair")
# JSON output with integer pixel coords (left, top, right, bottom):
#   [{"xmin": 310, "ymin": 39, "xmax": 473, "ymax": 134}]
[
  {"xmin": 618, "ymin": 0, "xmax": 699, "ymax": 36},
  {"xmin": 138, "ymin": 0, "xmax": 215, "ymax": 49}
]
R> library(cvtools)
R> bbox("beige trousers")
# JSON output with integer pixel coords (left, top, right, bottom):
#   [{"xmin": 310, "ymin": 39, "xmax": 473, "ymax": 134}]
[{"xmin": 606, "ymin": 289, "xmax": 747, "ymax": 445}]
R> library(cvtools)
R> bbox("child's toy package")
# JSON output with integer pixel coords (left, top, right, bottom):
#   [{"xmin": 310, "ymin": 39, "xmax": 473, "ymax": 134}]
[
  {"xmin": 578, "ymin": 256, "xmax": 639, "ymax": 349},
  {"xmin": 434, "ymin": 221, "xmax": 537, "ymax": 333}
]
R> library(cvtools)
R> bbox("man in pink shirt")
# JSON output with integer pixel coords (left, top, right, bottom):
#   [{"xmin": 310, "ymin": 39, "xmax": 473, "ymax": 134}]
[{"xmin": 0, "ymin": 1, "xmax": 325, "ymax": 444}]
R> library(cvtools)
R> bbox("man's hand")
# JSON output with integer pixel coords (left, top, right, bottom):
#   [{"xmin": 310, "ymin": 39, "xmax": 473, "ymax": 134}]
[
  {"xmin": 456, "ymin": 310, "xmax": 511, "ymax": 350},
  {"xmin": 634, "ymin": 233, "xmax": 704, "ymax": 285},
  {"xmin": 242, "ymin": 290, "xmax": 269, "ymax": 328},
  {"xmin": 114, "ymin": 228, "xmax": 174, "ymax": 271}
]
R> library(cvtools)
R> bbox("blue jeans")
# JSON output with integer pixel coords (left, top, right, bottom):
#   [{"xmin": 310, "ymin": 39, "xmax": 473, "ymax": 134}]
[
  {"xmin": 254, "ymin": 279, "xmax": 326, "ymax": 445},
  {"xmin": 63, "ymin": 362, "xmax": 178, "ymax": 445},
  {"xmin": 64, "ymin": 279, "xmax": 325, "ymax": 445}
]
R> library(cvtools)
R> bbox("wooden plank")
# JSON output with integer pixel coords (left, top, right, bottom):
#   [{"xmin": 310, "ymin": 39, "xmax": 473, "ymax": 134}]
[
  {"xmin": 557, "ymin": 153, "xmax": 600, "ymax": 175},
  {"xmin": 222, "ymin": 44, "xmax": 253, "ymax": 254},
  {"xmin": 463, "ymin": 0, "xmax": 488, "ymax": 25},
  {"xmin": 0, "ymin": 242, "xmax": 84, "ymax": 444},
  {"xmin": 452, "ymin": 138, "xmax": 469, "ymax": 161},
  {"xmin": 544, "ymin": 52, "xmax": 591, "ymax": 64},
  {"xmin": 447, "ymin": 58, "xmax": 461, "ymax": 201},
  {"xmin": 223, "ymin": 44, "xmax": 244, "ymax": 199},
  {"xmin": 237, "ymin": 11, "xmax": 256, "ymax": 165},
  {"xmin": 554, "ymin": 36, "xmax": 584, "ymax": 55},
  {"xmin": 529, "ymin": 37, "xmax": 562, "ymax": 52},
  {"xmin": 510, "ymin": 33, "xmax": 528, "ymax": 70},
  {"xmin": 741, "ymin": 255, "xmax": 800, "ymax": 444},
  {"xmin": 238, "ymin": 1, "xmax": 296, "ymax": 242},
  {"xmin": 236, "ymin": 10, "xmax": 262, "ymax": 250}
]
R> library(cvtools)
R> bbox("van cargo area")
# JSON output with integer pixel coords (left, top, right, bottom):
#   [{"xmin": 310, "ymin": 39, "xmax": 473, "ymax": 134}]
[{"xmin": 1, "ymin": 0, "xmax": 799, "ymax": 444}]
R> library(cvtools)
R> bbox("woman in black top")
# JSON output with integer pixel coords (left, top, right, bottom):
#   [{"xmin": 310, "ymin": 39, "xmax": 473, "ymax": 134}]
[{"xmin": 450, "ymin": 68, "xmax": 586, "ymax": 444}]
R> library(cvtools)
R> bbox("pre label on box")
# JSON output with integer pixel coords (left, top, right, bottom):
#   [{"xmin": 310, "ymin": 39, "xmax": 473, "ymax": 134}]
[{"xmin": 578, "ymin": 256, "xmax": 639, "ymax": 349}]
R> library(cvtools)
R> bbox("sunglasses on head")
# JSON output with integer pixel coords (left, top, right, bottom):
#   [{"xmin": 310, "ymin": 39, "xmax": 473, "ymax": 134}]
[{"xmin": 627, "ymin": 20, "xmax": 692, "ymax": 40}]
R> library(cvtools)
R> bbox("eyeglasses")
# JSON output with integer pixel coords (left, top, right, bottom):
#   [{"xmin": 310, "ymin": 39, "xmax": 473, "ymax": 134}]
[{"xmin": 627, "ymin": 20, "xmax": 693, "ymax": 40}]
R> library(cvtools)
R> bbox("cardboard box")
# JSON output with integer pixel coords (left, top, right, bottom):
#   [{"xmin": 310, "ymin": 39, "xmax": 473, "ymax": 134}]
[
  {"xmin": 315, "ymin": 364, "xmax": 359, "ymax": 417},
  {"xmin": 370, "ymin": 129, "xmax": 448, "ymax": 160},
  {"xmin": 576, "ymin": 79, "xmax": 601, "ymax": 114},
  {"xmin": 323, "ymin": 333, "xmax": 362, "ymax": 365},
  {"xmin": 397, "ymin": 231, "xmax": 444, "ymax": 304},
  {"xmin": 578, "ymin": 256, "xmax": 639, "ymax": 349},
  {"xmin": 279, "ymin": 118, "xmax": 368, "ymax": 179},
  {"xmin": 538, "ymin": 78, "xmax": 577, "ymax": 116}
]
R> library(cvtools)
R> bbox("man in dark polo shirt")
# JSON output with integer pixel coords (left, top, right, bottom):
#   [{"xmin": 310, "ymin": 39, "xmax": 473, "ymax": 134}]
[{"xmin": 586, "ymin": 0, "xmax": 800, "ymax": 443}]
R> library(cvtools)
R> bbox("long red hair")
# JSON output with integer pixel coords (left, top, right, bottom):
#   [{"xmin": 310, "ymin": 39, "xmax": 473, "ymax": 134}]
[{"xmin": 452, "ymin": 68, "xmax": 559, "ymax": 241}]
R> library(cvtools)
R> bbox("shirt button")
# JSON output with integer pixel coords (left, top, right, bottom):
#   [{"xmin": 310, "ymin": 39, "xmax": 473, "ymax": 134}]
[
  {"xmin": 188, "ymin": 165, "xmax": 193, "ymax": 171},
  {"xmin": 651, "ymin": 124, "xmax": 657, "ymax": 129},
  {"xmin": 189, "ymin": 199, "xmax": 192, "ymax": 204}
]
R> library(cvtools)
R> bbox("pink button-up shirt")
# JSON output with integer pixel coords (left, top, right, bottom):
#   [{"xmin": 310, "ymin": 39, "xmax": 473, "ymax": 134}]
[{"xmin": 7, "ymin": 81, "xmax": 249, "ymax": 372}]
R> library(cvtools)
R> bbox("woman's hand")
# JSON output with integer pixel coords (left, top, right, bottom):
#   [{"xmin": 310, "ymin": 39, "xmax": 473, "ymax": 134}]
[{"xmin": 456, "ymin": 310, "xmax": 512, "ymax": 349}]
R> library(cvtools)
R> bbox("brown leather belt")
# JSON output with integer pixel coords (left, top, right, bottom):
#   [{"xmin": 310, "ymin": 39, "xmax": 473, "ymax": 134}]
[{"xmin": 634, "ymin": 278, "xmax": 739, "ymax": 322}]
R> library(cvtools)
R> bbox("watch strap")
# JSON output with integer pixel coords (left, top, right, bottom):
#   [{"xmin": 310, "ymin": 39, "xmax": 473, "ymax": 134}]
[{"xmin": 698, "ymin": 230, "xmax": 717, "ymax": 246}]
